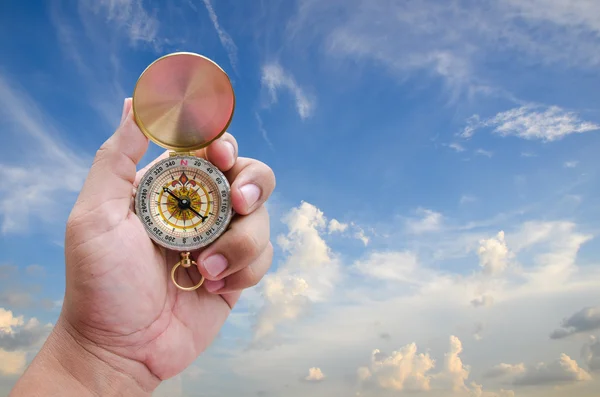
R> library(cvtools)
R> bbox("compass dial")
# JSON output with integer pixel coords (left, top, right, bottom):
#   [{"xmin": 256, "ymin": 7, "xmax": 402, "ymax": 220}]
[{"xmin": 135, "ymin": 155, "xmax": 233, "ymax": 251}]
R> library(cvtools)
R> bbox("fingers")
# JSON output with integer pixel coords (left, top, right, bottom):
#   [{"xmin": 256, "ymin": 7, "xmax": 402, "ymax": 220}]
[
  {"xmin": 195, "ymin": 205, "xmax": 270, "ymax": 281},
  {"xmin": 203, "ymin": 242, "xmax": 274, "ymax": 294},
  {"xmin": 72, "ymin": 98, "xmax": 148, "ymax": 222},
  {"xmin": 201, "ymin": 132, "xmax": 238, "ymax": 172},
  {"xmin": 225, "ymin": 158, "xmax": 276, "ymax": 215}
]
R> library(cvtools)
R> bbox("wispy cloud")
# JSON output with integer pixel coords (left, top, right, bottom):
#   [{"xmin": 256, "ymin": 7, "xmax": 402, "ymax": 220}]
[
  {"xmin": 201, "ymin": 0, "xmax": 238, "ymax": 73},
  {"xmin": 0, "ymin": 74, "xmax": 89, "ymax": 234},
  {"xmin": 405, "ymin": 208, "xmax": 443, "ymax": 234},
  {"xmin": 80, "ymin": 0, "xmax": 160, "ymax": 47},
  {"xmin": 261, "ymin": 63, "xmax": 314, "ymax": 119},
  {"xmin": 254, "ymin": 112, "xmax": 274, "ymax": 149},
  {"xmin": 448, "ymin": 143, "xmax": 466, "ymax": 152},
  {"xmin": 460, "ymin": 105, "xmax": 599, "ymax": 141},
  {"xmin": 564, "ymin": 160, "xmax": 579, "ymax": 168},
  {"xmin": 288, "ymin": 0, "xmax": 600, "ymax": 99},
  {"xmin": 475, "ymin": 148, "xmax": 493, "ymax": 158}
]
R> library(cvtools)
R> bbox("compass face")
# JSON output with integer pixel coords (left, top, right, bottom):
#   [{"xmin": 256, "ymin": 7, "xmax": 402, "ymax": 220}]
[{"xmin": 135, "ymin": 155, "xmax": 233, "ymax": 251}]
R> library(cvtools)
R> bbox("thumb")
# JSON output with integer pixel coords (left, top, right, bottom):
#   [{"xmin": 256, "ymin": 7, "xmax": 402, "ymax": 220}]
[{"xmin": 74, "ymin": 98, "xmax": 149, "ymax": 222}]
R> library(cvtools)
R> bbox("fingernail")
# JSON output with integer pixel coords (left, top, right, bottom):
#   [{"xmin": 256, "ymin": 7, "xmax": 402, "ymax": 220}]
[
  {"xmin": 240, "ymin": 184, "xmax": 261, "ymax": 209},
  {"xmin": 224, "ymin": 140, "xmax": 235, "ymax": 162},
  {"xmin": 203, "ymin": 254, "xmax": 228, "ymax": 277},
  {"xmin": 204, "ymin": 279, "xmax": 225, "ymax": 293}
]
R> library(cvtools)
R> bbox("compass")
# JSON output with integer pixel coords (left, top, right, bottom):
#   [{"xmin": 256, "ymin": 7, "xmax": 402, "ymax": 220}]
[{"xmin": 132, "ymin": 52, "xmax": 235, "ymax": 291}]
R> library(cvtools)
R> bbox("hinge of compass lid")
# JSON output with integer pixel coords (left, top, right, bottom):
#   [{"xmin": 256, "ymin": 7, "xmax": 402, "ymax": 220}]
[{"xmin": 169, "ymin": 151, "xmax": 194, "ymax": 157}]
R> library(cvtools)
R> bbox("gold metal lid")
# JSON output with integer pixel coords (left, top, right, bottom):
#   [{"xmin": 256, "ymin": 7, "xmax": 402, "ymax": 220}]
[{"xmin": 132, "ymin": 52, "xmax": 235, "ymax": 152}]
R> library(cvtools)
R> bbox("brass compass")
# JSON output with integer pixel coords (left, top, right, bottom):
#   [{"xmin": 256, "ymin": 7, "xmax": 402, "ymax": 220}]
[{"xmin": 132, "ymin": 52, "xmax": 235, "ymax": 291}]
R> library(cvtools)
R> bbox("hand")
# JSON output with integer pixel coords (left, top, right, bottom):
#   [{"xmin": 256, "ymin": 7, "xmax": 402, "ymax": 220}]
[{"xmin": 10, "ymin": 98, "xmax": 276, "ymax": 396}]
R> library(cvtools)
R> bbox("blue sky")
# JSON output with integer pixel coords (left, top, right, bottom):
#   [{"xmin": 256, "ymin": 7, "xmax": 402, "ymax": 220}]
[{"xmin": 2, "ymin": 0, "xmax": 600, "ymax": 396}]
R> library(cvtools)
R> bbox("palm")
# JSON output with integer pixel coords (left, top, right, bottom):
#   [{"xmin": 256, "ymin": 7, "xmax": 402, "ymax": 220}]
[{"xmin": 64, "ymin": 168, "xmax": 233, "ymax": 381}]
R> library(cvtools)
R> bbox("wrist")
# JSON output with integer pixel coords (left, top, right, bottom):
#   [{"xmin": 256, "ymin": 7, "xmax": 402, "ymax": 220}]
[{"xmin": 10, "ymin": 314, "xmax": 160, "ymax": 397}]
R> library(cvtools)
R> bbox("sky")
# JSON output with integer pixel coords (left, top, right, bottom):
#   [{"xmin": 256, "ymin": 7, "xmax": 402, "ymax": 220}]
[{"xmin": 1, "ymin": 0, "xmax": 600, "ymax": 396}]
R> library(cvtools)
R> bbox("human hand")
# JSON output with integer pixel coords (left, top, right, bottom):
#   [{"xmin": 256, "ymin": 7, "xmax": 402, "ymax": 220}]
[{"xmin": 10, "ymin": 98, "xmax": 275, "ymax": 396}]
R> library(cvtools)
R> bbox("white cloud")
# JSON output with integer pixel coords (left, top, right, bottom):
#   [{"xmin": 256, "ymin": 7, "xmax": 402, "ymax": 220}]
[
  {"xmin": 0, "ymin": 349, "xmax": 26, "ymax": 376},
  {"xmin": 353, "ymin": 225, "xmax": 370, "ymax": 246},
  {"xmin": 581, "ymin": 336, "xmax": 600, "ymax": 372},
  {"xmin": 564, "ymin": 161, "xmax": 579, "ymax": 168},
  {"xmin": 253, "ymin": 202, "xmax": 339, "ymax": 342},
  {"xmin": 354, "ymin": 251, "xmax": 421, "ymax": 284},
  {"xmin": 328, "ymin": 219, "xmax": 348, "ymax": 234},
  {"xmin": 0, "ymin": 74, "xmax": 89, "ymax": 234},
  {"xmin": 201, "ymin": 0, "xmax": 238, "ymax": 72},
  {"xmin": 477, "ymin": 231, "xmax": 513, "ymax": 276},
  {"xmin": 261, "ymin": 63, "xmax": 314, "ymax": 119},
  {"xmin": 233, "ymin": 204, "xmax": 600, "ymax": 396},
  {"xmin": 460, "ymin": 105, "xmax": 599, "ymax": 142},
  {"xmin": 435, "ymin": 335, "xmax": 470, "ymax": 392},
  {"xmin": 483, "ymin": 363, "xmax": 526, "ymax": 379},
  {"xmin": 0, "ymin": 308, "xmax": 51, "ymax": 376},
  {"xmin": 305, "ymin": 367, "xmax": 325, "ymax": 381},
  {"xmin": 406, "ymin": 208, "xmax": 443, "ymax": 234},
  {"xmin": 357, "ymin": 343, "xmax": 435, "ymax": 392},
  {"xmin": 513, "ymin": 353, "xmax": 592, "ymax": 385}
]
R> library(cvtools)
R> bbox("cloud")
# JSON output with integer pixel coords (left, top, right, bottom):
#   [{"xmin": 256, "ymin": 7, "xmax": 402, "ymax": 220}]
[
  {"xmin": 0, "ymin": 74, "xmax": 89, "ymax": 234},
  {"xmin": 512, "ymin": 353, "xmax": 591, "ymax": 385},
  {"xmin": 288, "ymin": 0, "xmax": 600, "ymax": 99},
  {"xmin": 0, "ymin": 308, "xmax": 51, "ymax": 376},
  {"xmin": 0, "ymin": 265, "xmax": 17, "ymax": 280},
  {"xmin": 477, "ymin": 231, "xmax": 513, "ymax": 276},
  {"xmin": 460, "ymin": 195, "xmax": 478, "ymax": 205},
  {"xmin": 581, "ymin": 336, "xmax": 600, "ymax": 372},
  {"xmin": 328, "ymin": 219, "xmax": 348, "ymax": 234},
  {"xmin": 0, "ymin": 291, "xmax": 34, "ymax": 309},
  {"xmin": 483, "ymin": 363, "xmax": 526, "ymax": 379},
  {"xmin": 352, "ymin": 224, "xmax": 370, "ymax": 246},
  {"xmin": 357, "ymin": 336, "xmax": 506, "ymax": 396},
  {"xmin": 449, "ymin": 143, "xmax": 466, "ymax": 152},
  {"xmin": 406, "ymin": 208, "xmax": 443, "ymax": 234},
  {"xmin": 232, "ymin": 205, "xmax": 599, "ymax": 396},
  {"xmin": 471, "ymin": 295, "xmax": 494, "ymax": 308},
  {"xmin": 564, "ymin": 161, "xmax": 579, "ymax": 168},
  {"xmin": 0, "ymin": 349, "xmax": 26, "ymax": 376},
  {"xmin": 473, "ymin": 322, "xmax": 485, "ymax": 341},
  {"xmin": 201, "ymin": 0, "xmax": 238, "ymax": 72},
  {"xmin": 475, "ymin": 149, "xmax": 493, "ymax": 158},
  {"xmin": 460, "ymin": 105, "xmax": 599, "ymax": 141},
  {"xmin": 357, "ymin": 343, "xmax": 435, "ymax": 392},
  {"xmin": 305, "ymin": 367, "xmax": 325, "ymax": 382},
  {"xmin": 261, "ymin": 63, "xmax": 314, "ymax": 119},
  {"xmin": 80, "ymin": 0, "xmax": 159, "ymax": 46},
  {"xmin": 253, "ymin": 202, "xmax": 339, "ymax": 342},
  {"xmin": 255, "ymin": 112, "xmax": 274, "ymax": 149},
  {"xmin": 354, "ymin": 251, "xmax": 421, "ymax": 284},
  {"xmin": 25, "ymin": 265, "xmax": 45, "ymax": 277},
  {"xmin": 435, "ymin": 335, "xmax": 470, "ymax": 392},
  {"xmin": 550, "ymin": 306, "xmax": 600, "ymax": 339}
]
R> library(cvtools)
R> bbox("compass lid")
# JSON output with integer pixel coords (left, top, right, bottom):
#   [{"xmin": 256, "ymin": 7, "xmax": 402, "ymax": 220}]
[{"xmin": 132, "ymin": 52, "xmax": 235, "ymax": 152}]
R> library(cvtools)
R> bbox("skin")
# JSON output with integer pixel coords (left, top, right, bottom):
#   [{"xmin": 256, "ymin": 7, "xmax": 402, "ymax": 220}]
[{"xmin": 9, "ymin": 98, "xmax": 276, "ymax": 396}]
